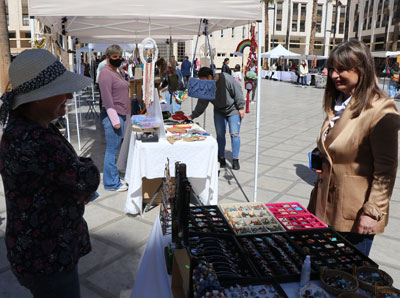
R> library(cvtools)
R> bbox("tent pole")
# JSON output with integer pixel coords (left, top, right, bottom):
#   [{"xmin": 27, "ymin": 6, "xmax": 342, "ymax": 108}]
[
  {"xmin": 73, "ymin": 93, "xmax": 81, "ymax": 151},
  {"xmin": 65, "ymin": 105, "xmax": 71, "ymax": 143},
  {"xmin": 253, "ymin": 21, "xmax": 262, "ymax": 202}
]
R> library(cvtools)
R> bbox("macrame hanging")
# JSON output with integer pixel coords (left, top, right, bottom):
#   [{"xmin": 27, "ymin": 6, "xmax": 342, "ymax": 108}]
[{"xmin": 140, "ymin": 37, "xmax": 158, "ymax": 107}]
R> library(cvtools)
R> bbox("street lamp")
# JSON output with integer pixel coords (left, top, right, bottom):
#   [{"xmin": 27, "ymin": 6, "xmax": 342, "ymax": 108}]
[{"xmin": 268, "ymin": 4, "xmax": 276, "ymax": 49}]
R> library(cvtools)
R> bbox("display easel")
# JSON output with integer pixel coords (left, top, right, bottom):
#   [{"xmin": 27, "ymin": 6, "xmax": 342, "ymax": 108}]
[{"xmin": 191, "ymin": 19, "xmax": 215, "ymax": 129}]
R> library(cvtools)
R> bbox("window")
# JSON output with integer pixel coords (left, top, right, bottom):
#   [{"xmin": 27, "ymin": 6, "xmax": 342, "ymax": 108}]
[
  {"xmin": 21, "ymin": 0, "xmax": 29, "ymax": 26},
  {"xmin": 339, "ymin": 22, "xmax": 344, "ymax": 34},
  {"xmin": 290, "ymin": 39, "xmax": 300, "ymax": 48},
  {"xmin": 317, "ymin": 4, "xmax": 323, "ymax": 16},
  {"xmin": 315, "ymin": 41, "xmax": 322, "ymax": 49},
  {"xmin": 22, "ymin": 14, "xmax": 29, "ymax": 26},
  {"xmin": 20, "ymin": 32, "xmax": 31, "ymax": 38},
  {"xmin": 220, "ymin": 30, "xmax": 224, "ymax": 38},
  {"xmin": 231, "ymin": 27, "xmax": 234, "ymax": 38},
  {"xmin": 376, "ymin": 15, "xmax": 381, "ymax": 27},
  {"xmin": 9, "ymin": 32, "xmax": 16, "ymax": 38},
  {"xmin": 293, "ymin": 2, "xmax": 299, "ymax": 16},
  {"xmin": 177, "ymin": 42, "xmax": 185, "ymax": 62},
  {"xmin": 230, "ymin": 53, "xmax": 235, "ymax": 57},
  {"xmin": 300, "ymin": 4, "xmax": 306, "ymax": 16},
  {"xmin": 300, "ymin": 21, "xmax": 305, "ymax": 32},
  {"xmin": 292, "ymin": 22, "xmax": 297, "ymax": 32},
  {"xmin": 277, "ymin": 3, "xmax": 282, "ymax": 15},
  {"xmin": 276, "ymin": 20, "xmax": 282, "ymax": 31},
  {"xmin": 378, "ymin": 0, "xmax": 383, "ymax": 11},
  {"xmin": 217, "ymin": 53, "xmax": 226, "ymax": 57},
  {"xmin": 242, "ymin": 26, "xmax": 245, "ymax": 39},
  {"xmin": 316, "ymin": 23, "xmax": 321, "ymax": 33},
  {"xmin": 367, "ymin": 17, "xmax": 372, "ymax": 30},
  {"xmin": 331, "ymin": 6, "xmax": 337, "ymax": 32}
]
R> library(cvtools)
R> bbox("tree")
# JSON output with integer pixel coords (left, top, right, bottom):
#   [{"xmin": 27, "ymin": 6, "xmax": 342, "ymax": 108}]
[
  {"xmin": 262, "ymin": 0, "xmax": 275, "ymax": 53},
  {"xmin": 0, "ymin": 0, "xmax": 11, "ymax": 94},
  {"xmin": 391, "ymin": 1, "xmax": 400, "ymax": 51},
  {"xmin": 309, "ymin": 0, "xmax": 318, "ymax": 55}
]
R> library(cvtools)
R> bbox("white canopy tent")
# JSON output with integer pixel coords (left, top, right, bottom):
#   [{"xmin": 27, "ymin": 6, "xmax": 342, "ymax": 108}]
[
  {"xmin": 371, "ymin": 51, "xmax": 400, "ymax": 58},
  {"xmin": 28, "ymin": 0, "xmax": 265, "ymax": 202},
  {"xmin": 260, "ymin": 44, "xmax": 302, "ymax": 59}
]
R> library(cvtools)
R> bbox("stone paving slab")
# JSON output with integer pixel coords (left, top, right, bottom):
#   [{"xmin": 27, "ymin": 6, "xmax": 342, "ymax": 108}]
[{"xmin": 1, "ymin": 80, "xmax": 400, "ymax": 297}]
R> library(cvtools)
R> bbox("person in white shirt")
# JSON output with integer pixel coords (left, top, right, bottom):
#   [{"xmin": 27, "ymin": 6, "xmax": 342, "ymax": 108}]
[{"xmin": 232, "ymin": 64, "xmax": 242, "ymax": 85}]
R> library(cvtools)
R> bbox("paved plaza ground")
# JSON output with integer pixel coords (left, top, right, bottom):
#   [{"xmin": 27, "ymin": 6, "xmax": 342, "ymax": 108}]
[{"xmin": 0, "ymin": 78, "xmax": 399, "ymax": 297}]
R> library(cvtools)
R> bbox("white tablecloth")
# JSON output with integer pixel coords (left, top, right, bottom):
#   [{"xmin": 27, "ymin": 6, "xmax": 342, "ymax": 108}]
[
  {"xmin": 124, "ymin": 133, "xmax": 219, "ymax": 215},
  {"xmin": 261, "ymin": 70, "xmax": 312, "ymax": 85},
  {"xmin": 131, "ymin": 218, "xmax": 373, "ymax": 298}
]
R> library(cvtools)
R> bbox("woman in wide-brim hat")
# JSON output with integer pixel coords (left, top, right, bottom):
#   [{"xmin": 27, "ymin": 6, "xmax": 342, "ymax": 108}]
[{"xmin": 0, "ymin": 49, "xmax": 100, "ymax": 298}]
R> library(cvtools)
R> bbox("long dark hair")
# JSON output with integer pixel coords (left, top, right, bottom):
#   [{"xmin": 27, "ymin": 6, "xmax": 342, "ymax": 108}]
[{"xmin": 324, "ymin": 39, "xmax": 386, "ymax": 117}]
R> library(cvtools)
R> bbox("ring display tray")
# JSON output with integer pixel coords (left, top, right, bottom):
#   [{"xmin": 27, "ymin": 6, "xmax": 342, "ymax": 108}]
[
  {"xmin": 189, "ymin": 205, "xmax": 233, "ymax": 234},
  {"xmin": 287, "ymin": 228, "xmax": 378, "ymax": 272}
]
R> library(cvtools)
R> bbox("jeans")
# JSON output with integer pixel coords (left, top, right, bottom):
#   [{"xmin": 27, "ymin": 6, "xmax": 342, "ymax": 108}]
[
  {"xmin": 16, "ymin": 267, "xmax": 80, "ymax": 298},
  {"xmin": 300, "ymin": 76, "xmax": 307, "ymax": 85},
  {"xmin": 251, "ymin": 80, "xmax": 258, "ymax": 101},
  {"xmin": 183, "ymin": 75, "xmax": 190, "ymax": 88},
  {"xmin": 166, "ymin": 91, "xmax": 182, "ymax": 114},
  {"xmin": 101, "ymin": 108, "xmax": 124, "ymax": 190},
  {"xmin": 389, "ymin": 80, "xmax": 397, "ymax": 98},
  {"xmin": 214, "ymin": 112, "xmax": 241, "ymax": 159},
  {"xmin": 338, "ymin": 232, "xmax": 375, "ymax": 256}
]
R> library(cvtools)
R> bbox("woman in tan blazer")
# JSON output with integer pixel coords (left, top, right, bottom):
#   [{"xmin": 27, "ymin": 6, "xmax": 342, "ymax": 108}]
[{"xmin": 308, "ymin": 40, "xmax": 400, "ymax": 256}]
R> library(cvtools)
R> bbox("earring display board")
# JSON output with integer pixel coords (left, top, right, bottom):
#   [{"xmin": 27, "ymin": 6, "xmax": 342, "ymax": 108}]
[{"xmin": 219, "ymin": 203, "xmax": 285, "ymax": 235}]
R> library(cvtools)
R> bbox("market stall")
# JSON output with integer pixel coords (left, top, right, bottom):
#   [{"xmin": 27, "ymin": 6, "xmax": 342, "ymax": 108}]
[
  {"xmin": 132, "ymin": 197, "xmax": 396, "ymax": 298},
  {"xmin": 28, "ymin": 0, "xmax": 266, "ymax": 203}
]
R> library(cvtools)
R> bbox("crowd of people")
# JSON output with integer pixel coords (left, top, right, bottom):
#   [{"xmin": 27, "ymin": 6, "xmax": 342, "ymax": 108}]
[{"xmin": 0, "ymin": 39, "xmax": 400, "ymax": 297}]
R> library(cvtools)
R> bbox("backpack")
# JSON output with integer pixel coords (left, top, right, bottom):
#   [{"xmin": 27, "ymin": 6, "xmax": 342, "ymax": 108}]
[{"xmin": 392, "ymin": 72, "xmax": 400, "ymax": 83}]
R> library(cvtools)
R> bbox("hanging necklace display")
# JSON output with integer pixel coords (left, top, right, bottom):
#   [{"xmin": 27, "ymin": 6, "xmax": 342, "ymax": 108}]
[{"xmin": 140, "ymin": 37, "xmax": 158, "ymax": 107}]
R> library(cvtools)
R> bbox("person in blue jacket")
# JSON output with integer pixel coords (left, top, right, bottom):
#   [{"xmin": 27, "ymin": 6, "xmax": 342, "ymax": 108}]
[{"xmin": 180, "ymin": 56, "xmax": 192, "ymax": 88}]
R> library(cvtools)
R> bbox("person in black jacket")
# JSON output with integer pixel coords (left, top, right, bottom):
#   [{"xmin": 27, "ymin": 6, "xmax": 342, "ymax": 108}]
[{"xmin": 221, "ymin": 58, "xmax": 232, "ymax": 75}]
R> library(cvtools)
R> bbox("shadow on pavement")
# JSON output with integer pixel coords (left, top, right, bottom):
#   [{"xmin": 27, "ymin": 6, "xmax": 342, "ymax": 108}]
[{"xmin": 294, "ymin": 164, "xmax": 318, "ymax": 185}]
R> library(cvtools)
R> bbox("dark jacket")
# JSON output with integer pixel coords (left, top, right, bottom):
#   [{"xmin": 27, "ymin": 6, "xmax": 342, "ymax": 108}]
[
  {"xmin": 221, "ymin": 63, "xmax": 232, "ymax": 75},
  {"xmin": 181, "ymin": 60, "xmax": 192, "ymax": 77}
]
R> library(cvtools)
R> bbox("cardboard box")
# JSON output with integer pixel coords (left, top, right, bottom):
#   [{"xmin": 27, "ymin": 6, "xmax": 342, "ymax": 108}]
[
  {"xmin": 171, "ymin": 249, "xmax": 190, "ymax": 298},
  {"xmin": 142, "ymin": 178, "xmax": 175, "ymax": 206}
]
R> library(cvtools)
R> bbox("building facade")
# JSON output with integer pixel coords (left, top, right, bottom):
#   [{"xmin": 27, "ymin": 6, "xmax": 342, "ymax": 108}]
[
  {"xmin": 347, "ymin": 0, "xmax": 398, "ymax": 51},
  {"xmin": 5, "ymin": 0, "xmax": 31, "ymax": 56}
]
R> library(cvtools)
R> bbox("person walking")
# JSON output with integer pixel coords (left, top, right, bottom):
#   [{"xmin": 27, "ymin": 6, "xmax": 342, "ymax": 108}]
[
  {"xmin": 98, "ymin": 45, "xmax": 130, "ymax": 192},
  {"xmin": 0, "ymin": 49, "xmax": 100, "ymax": 298},
  {"xmin": 307, "ymin": 40, "xmax": 400, "ymax": 256},
  {"xmin": 180, "ymin": 56, "xmax": 192, "ymax": 88},
  {"xmin": 221, "ymin": 58, "xmax": 232, "ymax": 75},
  {"xmin": 189, "ymin": 67, "xmax": 245, "ymax": 170}
]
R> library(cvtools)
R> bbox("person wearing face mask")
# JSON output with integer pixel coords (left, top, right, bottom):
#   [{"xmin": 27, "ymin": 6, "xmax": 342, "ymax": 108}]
[
  {"xmin": 308, "ymin": 40, "xmax": 400, "ymax": 256},
  {"xmin": 98, "ymin": 45, "xmax": 130, "ymax": 192}
]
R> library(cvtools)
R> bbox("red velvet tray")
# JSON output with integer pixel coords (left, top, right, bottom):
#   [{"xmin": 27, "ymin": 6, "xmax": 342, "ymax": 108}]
[{"xmin": 265, "ymin": 202, "xmax": 327, "ymax": 231}]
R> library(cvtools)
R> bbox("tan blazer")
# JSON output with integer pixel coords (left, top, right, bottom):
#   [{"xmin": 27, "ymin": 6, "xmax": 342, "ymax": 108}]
[{"xmin": 308, "ymin": 97, "xmax": 400, "ymax": 234}]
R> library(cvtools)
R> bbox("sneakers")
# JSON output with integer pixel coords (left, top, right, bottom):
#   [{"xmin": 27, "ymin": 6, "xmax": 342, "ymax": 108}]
[
  {"xmin": 116, "ymin": 184, "xmax": 128, "ymax": 192},
  {"xmin": 218, "ymin": 156, "xmax": 226, "ymax": 167},
  {"xmin": 106, "ymin": 183, "xmax": 128, "ymax": 192},
  {"xmin": 232, "ymin": 159, "xmax": 240, "ymax": 170}
]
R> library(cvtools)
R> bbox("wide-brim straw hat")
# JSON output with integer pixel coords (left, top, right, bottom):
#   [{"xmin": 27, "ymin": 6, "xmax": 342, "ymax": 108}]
[{"xmin": 9, "ymin": 49, "xmax": 92, "ymax": 110}]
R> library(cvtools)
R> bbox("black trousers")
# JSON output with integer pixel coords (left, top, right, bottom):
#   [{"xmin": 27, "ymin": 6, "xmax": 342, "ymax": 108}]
[{"xmin": 16, "ymin": 266, "xmax": 81, "ymax": 298}]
